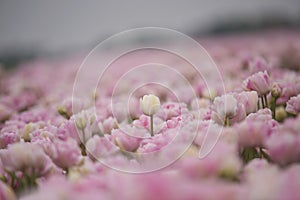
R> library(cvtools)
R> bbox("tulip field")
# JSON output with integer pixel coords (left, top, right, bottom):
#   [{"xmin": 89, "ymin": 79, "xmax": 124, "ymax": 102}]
[{"xmin": 0, "ymin": 30, "xmax": 300, "ymax": 200}]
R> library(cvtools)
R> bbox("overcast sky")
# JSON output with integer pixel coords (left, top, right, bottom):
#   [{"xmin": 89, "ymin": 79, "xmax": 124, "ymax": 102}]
[{"xmin": 0, "ymin": 0, "xmax": 299, "ymax": 54}]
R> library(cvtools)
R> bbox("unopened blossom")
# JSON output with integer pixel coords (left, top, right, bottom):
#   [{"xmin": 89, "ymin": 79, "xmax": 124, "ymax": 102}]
[
  {"xmin": 57, "ymin": 97, "xmax": 88, "ymax": 119},
  {"xmin": 139, "ymin": 94, "xmax": 161, "ymax": 136},
  {"xmin": 243, "ymin": 70, "xmax": 271, "ymax": 96},
  {"xmin": 139, "ymin": 94, "xmax": 160, "ymax": 116},
  {"xmin": 74, "ymin": 111, "xmax": 88, "ymax": 130},
  {"xmin": 286, "ymin": 94, "xmax": 300, "ymax": 115},
  {"xmin": 276, "ymin": 106, "xmax": 288, "ymax": 122},
  {"xmin": 271, "ymin": 82, "xmax": 282, "ymax": 98},
  {"xmin": 72, "ymin": 109, "xmax": 95, "ymax": 143}
]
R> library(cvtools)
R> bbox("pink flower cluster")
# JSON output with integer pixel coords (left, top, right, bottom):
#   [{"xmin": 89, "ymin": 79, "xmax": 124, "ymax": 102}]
[{"xmin": 0, "ymin": 30, "xmax": 300, "ymax": 199}]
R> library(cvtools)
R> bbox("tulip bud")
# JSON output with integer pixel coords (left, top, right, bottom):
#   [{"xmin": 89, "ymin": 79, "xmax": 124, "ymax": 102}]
[
  {"xmin": 139, "ymin": 94, "xmax": 161, "ymax": 116},
  {"xmin": 74, "ymin": 112, "xmax": 87, "ymax": 130},
  {"xmin": 271, "ymin": 82, "xmax": 282, "ymax": 98},
  {"xmin": 276, "ymin": 106, "xmax": 287, "ymax": 122}
]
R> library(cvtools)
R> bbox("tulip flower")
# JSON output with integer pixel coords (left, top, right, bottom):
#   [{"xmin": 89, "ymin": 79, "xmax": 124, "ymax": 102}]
[
  {"xmin": 286, "ymin": 94, "xmax": 300, "ymax": 115},
  {"xmin": 243, "ymin": 71, "xmax": 271, "ymax": 109},
  {"xmin": 140, "ymin": 94, "xmax": 161, "ymax": 136},
  {"xmin": 212, "ymin": 94, "xmax": 238, "ymax": 126},
  {"xmin": 243, "ymin": 71, "xmax": 271, "ymax": 97}
]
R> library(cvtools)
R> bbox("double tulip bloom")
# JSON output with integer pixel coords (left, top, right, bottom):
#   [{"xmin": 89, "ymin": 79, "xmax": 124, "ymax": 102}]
[
  {"xmin": 212, "ymin": 94, "xmax": 238, "ymax": 126},
  {"xmin": 286, "ymin": 94, "xmax": 300, "ymax": 115},
  {"xmin": 212, "ymin": 92, "xmax": 259, "ymax": 126},
  {"xmin": 243, "ymin": 70, "xmax": 271, "ymax": 97}
]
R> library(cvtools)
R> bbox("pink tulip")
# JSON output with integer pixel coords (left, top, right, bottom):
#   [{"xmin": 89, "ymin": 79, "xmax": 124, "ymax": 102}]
[
  {"xmin": 286, "ymin": 94, "xmax": 300, "ymax": 115},
  {"xmin": 111, "ymin": 129, "xmax": 141, "ymax": 152},
  {"xmin": 0, "ymin": 143, "xmax": 53, "ymax": 176},
  {"xmin": 243, "ymin": 70, "xmax": 271, "ymax": 96},
  {"xmin": 266, "ymin": 132, "xmax": 300, "ymax": 165},
  {"xmin": 234, "ymin": 91, "xmax": 258, "ymax": 114},
  {"xmin": 85, "ymin": 135, "xmax": 119, "ymax": 159},
  {"xmin": 49, "ymin": 138, "xmax": 82, "ymax": 169},
  {"xmin": 212, "ymin": 94, "xmax": 238, "ymax": 125}
]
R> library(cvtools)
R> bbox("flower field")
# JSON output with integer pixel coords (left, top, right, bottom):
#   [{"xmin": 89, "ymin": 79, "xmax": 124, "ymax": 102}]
[{"xmin": 0, "ymin": 30, "xmax": 300, "ymax": 199}]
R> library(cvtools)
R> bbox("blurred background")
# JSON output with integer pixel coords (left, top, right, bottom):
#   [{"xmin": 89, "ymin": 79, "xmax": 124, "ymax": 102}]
[{"xmin": 0, "ymin": 0, "xmax": 300, "ymax": 68}]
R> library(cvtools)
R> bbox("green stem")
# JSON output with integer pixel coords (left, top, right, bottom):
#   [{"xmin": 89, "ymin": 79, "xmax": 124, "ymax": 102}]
[
  {"xmin": 270, "ymin": 96, "xmax": 277, "ymax": 119},
  {"xmin": 6, "ymin": 171, "xmax": 15, "ymax": 189},
  {"xmin": 249, "ymin": 148, "xmax": 253, "ymax": 160},
  {"xmin": 80, "ymin": 128, "xmax": 87, "ymax": 156},
  {"xmin": 25, "ymin": 173, "xmax": 31, "ymax": 187},
  {"xmin": 261, "ymin": 97, "xmax": 265, "ymax": 108},
  {"xmin": 11, "ymin": 173, "xmax": 15, "ymax": 188},
  {"xmin": 241, "ymin": 147, "xmax": 259, "ymax": 163},
  {"xmin": 150, "ymin": 114, "xmax": 154, "ymax": 137},
  {"xmin": 264, "ymin": 95, "xmax": 268, "ymax": 108},
  {"xmin": 81, "ymin": 128, "xmax": 86, "ymax": 144},
  {"xmin": 80, "ymin": 142, "xmax": 87, "ymax": 156},
  {"xmin": 224, "ymin": 117, "xmax": 230, "ymax": 126},
  {"xmin": 259, "ymin": 147, "xmax": 263, "ymax": 158}
]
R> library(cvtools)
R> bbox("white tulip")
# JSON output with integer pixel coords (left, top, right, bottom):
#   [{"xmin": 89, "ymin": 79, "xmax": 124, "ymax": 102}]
[
  {"xmin": 140, "ymin": 94, "xmax": 160, "ymax": 136},
  {"xmin": 139, "ymin": 94, "xmax": 161, "ymax": 116}
]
